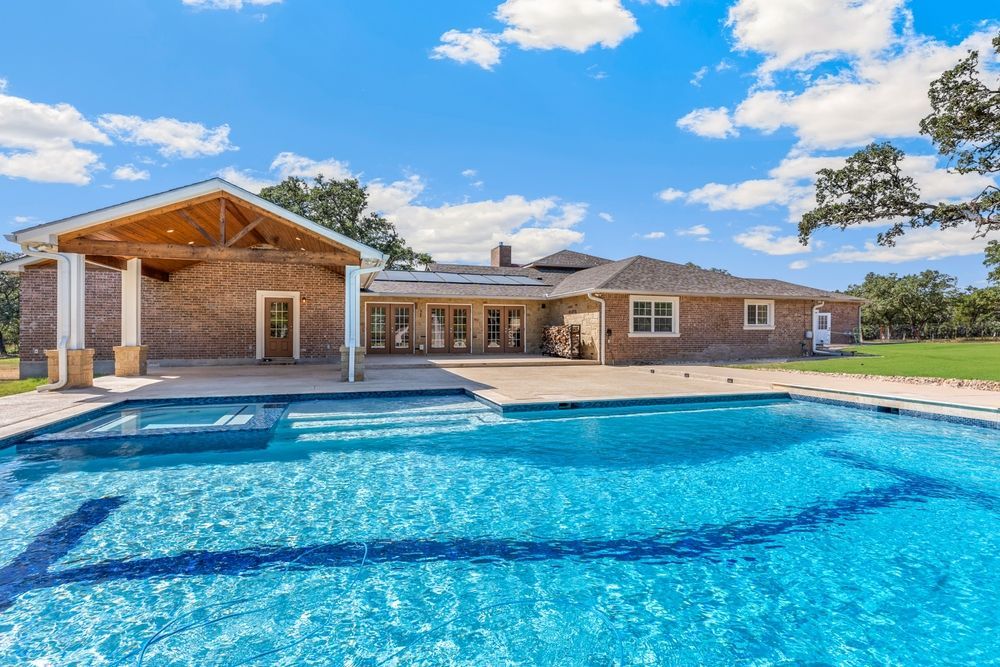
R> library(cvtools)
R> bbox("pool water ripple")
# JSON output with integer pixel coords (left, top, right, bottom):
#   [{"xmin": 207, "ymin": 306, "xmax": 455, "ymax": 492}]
[{"xmin": 0, "ymin": 395, "xmax": 998, "ymax": 665}]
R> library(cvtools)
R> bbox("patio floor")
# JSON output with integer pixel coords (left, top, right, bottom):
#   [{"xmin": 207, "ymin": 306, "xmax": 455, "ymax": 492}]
[{"xmin": 1, "ymin": 362, "xmax": 997, "ymax": 443}]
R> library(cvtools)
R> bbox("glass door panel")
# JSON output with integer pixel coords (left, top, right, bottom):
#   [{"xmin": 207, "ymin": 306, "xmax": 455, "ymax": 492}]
[
  {"xmin": 393, "ymin": 306, "xmax": 411, "ymax": 351},
  {"xmin": 485, "ymin": 308, "xmax": 502, "ymax": 350},
  {"xmin": 452, "ymin": 308, "xmax": 469, "ymax": 350},
  {"xmin": 429, "ymin": 307, "xmax": 447, "ymax": 351},
  {"xmin": 368, "ymin": 306, "xmax": 387, "ymax": 352},
  {"xmin": 506, "ymin": 307, "xmax": 523, "ymax": 352}
]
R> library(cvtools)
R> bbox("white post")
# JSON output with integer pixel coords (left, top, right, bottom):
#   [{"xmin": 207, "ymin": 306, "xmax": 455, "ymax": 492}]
[
  {"xmin": 64, "ymin": 252, "xmax": 86, "ymax": 350},
  {"xmin": 121, "ymin": 258, "xmax": 142, "ymax": 346}
]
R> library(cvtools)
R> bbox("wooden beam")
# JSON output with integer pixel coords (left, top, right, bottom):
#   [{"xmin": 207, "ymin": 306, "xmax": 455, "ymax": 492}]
[
  {"xmin": 220, "ymin": 200, "xmax": 268, "ymax": 246},
  {"xmin": 220, "ymin": 192, "xmax": 358, "ymax": 255},
  {"xmin": 61, "ymin": 238, "xmax": 359, "ymax": 267},
  {"xmin": 219, "ymin": 199, "xmax": 227, "ymax": 245},
  {"xmin": 60, "ymin": 192, "xmax": 224, "ymax": 242},
  {"xmin": 86, "ymin": 255, "xmax": 171, "ymax": 282},
  {"xmin": 178, "ymin": 210, "xmax": 219, "ymax": 246},
  {"xmin": 225, "ymin": 216, "xmax": 265, "ymax": 247}
]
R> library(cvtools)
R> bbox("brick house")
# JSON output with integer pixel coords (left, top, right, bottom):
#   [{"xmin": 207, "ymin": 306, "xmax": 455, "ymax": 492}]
[
  {"xmin": 362, "ymin": 249, "xmax": 862, "ymax": 363},
  {"xmin": 3, "ymin": 179, "xmax": 862, "ymax": 386}
]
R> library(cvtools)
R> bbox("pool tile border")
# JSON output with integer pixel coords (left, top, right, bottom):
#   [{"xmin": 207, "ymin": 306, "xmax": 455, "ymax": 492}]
[
  {"xmin": 3, "ymin": 384, "xmax": 998, "ymax": 451},
  {"xmin": 477, "ymin": 391, "xmax": 791, "ymax": 413},
  {"xmin": 790, "ymin": 392, "xmax": 1000, "ymax": 430}
]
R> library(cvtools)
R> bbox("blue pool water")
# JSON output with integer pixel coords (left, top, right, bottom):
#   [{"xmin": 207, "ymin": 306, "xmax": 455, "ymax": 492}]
[{"xmin": 1, "ymin": 394, "xmax": 998, "ymax": 665}]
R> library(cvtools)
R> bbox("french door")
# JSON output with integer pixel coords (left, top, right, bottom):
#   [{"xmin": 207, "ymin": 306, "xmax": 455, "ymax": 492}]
[
  {"xmin": 427, "ymin": 305, "xmax": 471, "ymax": 354},
  {"xmin": 367, "ymin": 303, "xmax": 413, "ymax": 354},
  {"xmin": 484, "ymin": 305, "xmax": 525, "ymax": 353}
]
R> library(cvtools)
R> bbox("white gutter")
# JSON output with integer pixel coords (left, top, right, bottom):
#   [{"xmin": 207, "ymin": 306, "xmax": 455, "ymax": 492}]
[
  {"xmin": 22, "ymin": 247, "xmax": 69, "ymax": 391},
  {"xmin": 586, "ymin": 292, "xmax": 606, "ymax": 365},
  {"xmin": 345, "ymin": 264, "xmax": 383, "ymax": 382},
  {"xmin": 811, "ymin": 301, "xmax": 825, "ymax": 354}
]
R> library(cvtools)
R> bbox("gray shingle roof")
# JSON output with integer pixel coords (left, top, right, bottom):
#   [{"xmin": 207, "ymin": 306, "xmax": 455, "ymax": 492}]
[
  {"xmin": 549, "ymin": 256, "xmax": 861, "ymax": 301},
  {"xmin": 369, "ymin": 252, "xmax": 858, "ymax": 302},
  {"xmin": 523, "ymin": 249, "xmax": 611, "ymax": 269}
]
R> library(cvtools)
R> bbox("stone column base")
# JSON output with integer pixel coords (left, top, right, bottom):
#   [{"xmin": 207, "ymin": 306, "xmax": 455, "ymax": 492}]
[
  {"xmin": 44, "ymin": 348, "xmax": 95, "ymax": 389},
  {"xmin": 114, "ymin": 345, "xmax": 148, "ymax": 377},
  {"xmin": 340, "ymin": 345, "xmax": 366, "ymax": 381}
]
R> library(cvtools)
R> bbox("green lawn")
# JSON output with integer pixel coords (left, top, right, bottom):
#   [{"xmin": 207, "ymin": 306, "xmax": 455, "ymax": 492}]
[
  {"xmin": 0, "ymin": 378, "xmax": 46, "ymax": 397},
  {"xmin": 737, "ymin": 341, "xmax": 1000, "ymax": 381}
]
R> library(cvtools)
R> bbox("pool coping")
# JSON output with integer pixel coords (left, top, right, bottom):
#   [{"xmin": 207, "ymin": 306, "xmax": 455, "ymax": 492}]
[{"xmin": 2, "ymin": 383, "xmax": 998, "ymax": 450}]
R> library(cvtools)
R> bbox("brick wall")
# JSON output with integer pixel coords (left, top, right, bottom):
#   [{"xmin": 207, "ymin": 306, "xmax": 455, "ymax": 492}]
[
  {"xmin": 825, "ymin": 300, "xmax": 862, "ymax": 344},
  {"xmin": 602, "ymin": 294, "xmax": 860, "ymax": 364},
  {"xmin": 20, "ymin": 267, "xmax": 121, "ymax": 364},
  {"xmin": 20, "ymin": 261, "xmax": 345, "ymax": 369}
]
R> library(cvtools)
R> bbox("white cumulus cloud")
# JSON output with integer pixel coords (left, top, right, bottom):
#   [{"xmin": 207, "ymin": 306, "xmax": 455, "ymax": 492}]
[
  {"xmin": 0, "ymin": 89, "xmax": 110, "ymax": 185},
  {"xmin": 112, "ymin": 164, "xmax": 150, "ymax": 181},
  {"xmin": 97, "ymin": 114, "xmax": 236, "ymax": 158},
  {"xmin": 819, "ymin": 224, "xmax": 990, "ymax": 264},
  {"xmin": 677, "ymin": 224, "xmax": 710, "ymax": 237},
  {"xmin": 656, "ymin": 187, "xmax": 686, "ymax": 202},
  {"xmin": 676, "ymin": 107, "xmax": 738, "ymax": 139},
  {"xmin": 432, "ymin": 0, "xmax": 676, "ymax": 69},
  {"xmin": 182, "ymin": 0, "xmax": 282, "ymax": 9},
  {"xmin": 727, "ymin": 0, "xmax": 907, "ymax": 75},
  {"xmin": 431, "ymin": 29, "xmax": 503, "ymax": 70},
  {"xmin": 788, "ymin": 260, "xmax": 809, "ymax": 270},
  {"xmin": 220, "ymin": 152, "xmax": 588, "ymax": 263},
  {"xmin": 733, "ymin": 225, "xmax": 810, "ymax": 255}
]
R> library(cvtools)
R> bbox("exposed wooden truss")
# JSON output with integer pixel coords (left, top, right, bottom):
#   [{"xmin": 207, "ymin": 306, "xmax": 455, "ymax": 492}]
[{"xmin": 60, "ymin": 238, "xmax": 357, "ymax": 267}]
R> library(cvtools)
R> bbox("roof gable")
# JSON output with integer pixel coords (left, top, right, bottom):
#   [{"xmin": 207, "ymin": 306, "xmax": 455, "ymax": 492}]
[
  {"xmin": 7, "ymin": 178, "xmax": 385, "ymax": 264},
  {"xmin": 523, "ymin": 249, "xmax": 611, "ymax": 269}
]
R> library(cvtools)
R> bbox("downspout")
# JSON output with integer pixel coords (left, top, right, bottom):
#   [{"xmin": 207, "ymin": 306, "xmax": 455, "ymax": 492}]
[
  {"xmin": 22, "ymin": 247, "xmax": 70, "ymax": 391},
  {"xmin": 586, "ymin": 292, "xmax": 606, "ymax": 365},
  {"xmin": 857, "ymin": 304, "xmax": 864, "ymax": 345},
  {"xmin": 811, "ymin": 301, "xmax": 825, "ymax": 354},
  {"xmin": 345, "ymin": 264, "xmax": 383, "ymax": 383}
]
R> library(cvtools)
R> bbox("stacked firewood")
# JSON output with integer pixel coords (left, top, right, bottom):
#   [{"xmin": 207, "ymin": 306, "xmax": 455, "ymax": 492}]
[{"xmin": 542, "ymin": 325, "xmax": 580, "ymax": 359}]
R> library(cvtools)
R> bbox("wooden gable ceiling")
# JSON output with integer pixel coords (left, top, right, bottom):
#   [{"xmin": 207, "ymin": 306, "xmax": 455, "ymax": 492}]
[{"xmin": 54, "ymin": 194, "xmax": 361, "ymax": 277}]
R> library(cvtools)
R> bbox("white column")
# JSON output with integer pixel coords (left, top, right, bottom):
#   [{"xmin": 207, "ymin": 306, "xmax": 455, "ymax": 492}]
[
  {"xmin": 121, "ymin": 258, "xmax": 142, "ymax": 346},
  {"xmin": 61, "ymin": 252, "xmax": 87, "ymax": 350},
  {"xmin": 344, "ymin": 265, "xmax": 359, "ymax": 347}
]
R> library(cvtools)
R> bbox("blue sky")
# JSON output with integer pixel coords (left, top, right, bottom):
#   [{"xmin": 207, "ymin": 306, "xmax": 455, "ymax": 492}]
[{"xmin": 0, "ymin": 0, "xmax": 996, "ymax": 289}]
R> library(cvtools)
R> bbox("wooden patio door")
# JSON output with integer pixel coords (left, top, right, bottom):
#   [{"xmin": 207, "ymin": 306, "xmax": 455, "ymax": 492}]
[
  {"xmin": 367, "ymin": 304, "xmax": 413, "ymax": 354},
  {"xmin": 263, "ymin": 298, "xmax": 293, "ymax": 358},
  {"xmin": 427, "ymin": 306, "xmax": 471, "ymax": 354},
  {"xmin": 484, "ymin": 306, "xmax": 525, "ymax": 353}
]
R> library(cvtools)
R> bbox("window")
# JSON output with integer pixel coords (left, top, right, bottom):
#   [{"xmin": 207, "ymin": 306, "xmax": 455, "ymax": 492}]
[
  {"xmin": 629, "ymin": 296, "xmax": 679, "ymax": 336},
  {"xmin": 744, "ymin": 300, "xmax": 775, "ymax": 330}
]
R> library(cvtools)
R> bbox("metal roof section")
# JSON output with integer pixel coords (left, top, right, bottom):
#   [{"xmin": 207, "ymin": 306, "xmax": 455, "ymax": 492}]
[{"xmin": 375, "ymin": 270, "xmax": 547, "ymax": 286}]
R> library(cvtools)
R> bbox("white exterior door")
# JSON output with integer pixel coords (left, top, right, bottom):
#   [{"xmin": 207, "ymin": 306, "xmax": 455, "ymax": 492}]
[{"xmin": 814, "ymin": 312, "xmax": 832, "ymax": 346}]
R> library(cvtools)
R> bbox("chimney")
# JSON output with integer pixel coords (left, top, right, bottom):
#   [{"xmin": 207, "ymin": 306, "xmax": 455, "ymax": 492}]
[{"xmin": 491, "ymin": 242, "xmax": 513, "ymax": 267}]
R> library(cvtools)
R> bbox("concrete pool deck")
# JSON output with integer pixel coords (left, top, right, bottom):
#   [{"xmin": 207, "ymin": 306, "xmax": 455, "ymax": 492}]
[{"xmin": 1, "ymin": 363, "xmax": 998, "ymax": 442}]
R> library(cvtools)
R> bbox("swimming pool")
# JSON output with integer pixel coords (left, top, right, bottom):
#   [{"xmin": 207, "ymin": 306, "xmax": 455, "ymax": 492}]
[{"xmin": 1, "ymin": 393, "xmax": 998, "ymax": 664}]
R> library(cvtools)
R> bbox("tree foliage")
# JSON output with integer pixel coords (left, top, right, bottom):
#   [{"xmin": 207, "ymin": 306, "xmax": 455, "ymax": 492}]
[
  {"xmin": 800, "ymin": 32, "xmax": 1000, "ymax": 247},
  {"xmin": 847, "ymin": 269, "xmax": 1000, "ymax": 339},
  {"xmin": 258, "ymin": 176, "xmax": 432, "ymax": 270},
  {"xmin": 0, "ymin": 251, "xmax": 21, "ymax": 355}
]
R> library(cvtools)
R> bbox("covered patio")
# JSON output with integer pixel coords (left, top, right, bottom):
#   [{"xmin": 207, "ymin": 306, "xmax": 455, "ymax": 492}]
[{"xmin": 4, "ymin": 179, "xmax": 385, "ymax": 388}]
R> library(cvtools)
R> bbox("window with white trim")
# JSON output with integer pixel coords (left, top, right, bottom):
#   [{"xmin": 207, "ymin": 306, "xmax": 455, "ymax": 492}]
[
  {"xmin": 629, "ymin": 296, "xmax": 679, "ymax": 336},
  {"xmin": 744, "ymin": 299, "xmax": 775, "ymax": 329}
]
